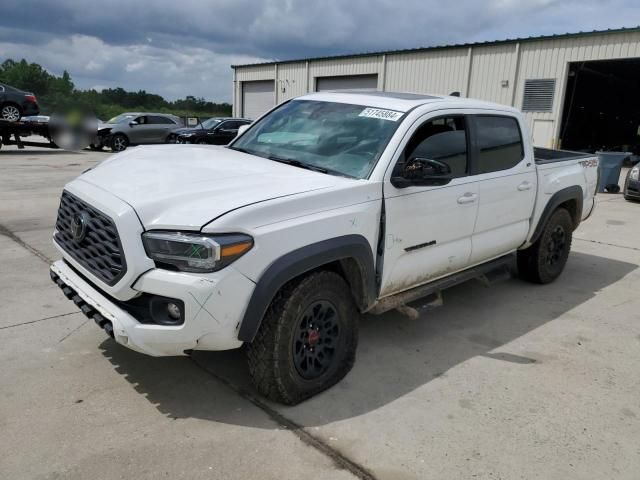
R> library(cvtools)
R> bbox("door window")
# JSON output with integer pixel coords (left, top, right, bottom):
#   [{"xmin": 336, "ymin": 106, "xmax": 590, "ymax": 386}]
[
  {"xmin": 134, "ymin": 116, "xmax": 148, "ymax": 124},
  {"xmin": 220, "ymin": 121, "xmax": 238, "ymax": 131},
  {"xmin": 151, "ymin": 115, "xmax": 176, "ymax": 124},
  {"xmin": 146, "ymin": 115, "xmax": 174, "ymax": 124},
  {"xmin": 400, "ymin": 116, "xmax": 468, "ymax": 177},
  {"xmin": 474, "ymin": 116, "xmax": 524, "ymax": 173}
]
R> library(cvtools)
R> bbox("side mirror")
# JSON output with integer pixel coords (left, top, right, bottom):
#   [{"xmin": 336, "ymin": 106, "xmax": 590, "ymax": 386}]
[
  {"xmin": 237, "ymin": 124, "xmax": 250, "ymax": 137},
  {"xmin": 391, "ymin": 157, "xmax": 453, "ymax": 188},
  {"xmin": 129, "ymin": 120, "xmax": 138, "ymax": 126}
]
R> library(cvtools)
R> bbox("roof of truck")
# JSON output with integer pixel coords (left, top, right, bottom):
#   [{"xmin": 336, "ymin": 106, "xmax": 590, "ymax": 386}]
[{"xmin": 296, "ymin": 90, "xmax": 518, "ymax": 113}]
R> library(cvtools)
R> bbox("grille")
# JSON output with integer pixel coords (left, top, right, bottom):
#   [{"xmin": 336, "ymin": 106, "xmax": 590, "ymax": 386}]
[{"xmin": 54, "ymin": 191, "xmax": 126, "ymax": 285}]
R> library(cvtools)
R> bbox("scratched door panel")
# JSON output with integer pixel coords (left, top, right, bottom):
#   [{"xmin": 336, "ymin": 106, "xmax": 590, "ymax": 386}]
[{"xmin": 380, "ymin": 179, "xmax": 478, "ymax": 297}]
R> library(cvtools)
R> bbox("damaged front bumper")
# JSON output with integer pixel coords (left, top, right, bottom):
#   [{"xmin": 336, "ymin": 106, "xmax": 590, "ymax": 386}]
[{"xmin": 50, "ymin": 259, "xmax": 254, "ymax": 356}]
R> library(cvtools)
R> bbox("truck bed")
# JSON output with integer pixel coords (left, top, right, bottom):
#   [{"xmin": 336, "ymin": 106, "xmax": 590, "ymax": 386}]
[{"xmin": 534, "ymin": 146, "xmax": 593, "ymax": 164}]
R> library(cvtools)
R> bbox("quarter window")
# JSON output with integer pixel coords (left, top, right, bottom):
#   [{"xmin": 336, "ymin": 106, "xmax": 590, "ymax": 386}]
[
  {"xmin": 475, "ymin": 116, "xmax": 524, "ymax": 173},
  {"xmin": 402, "ymin": 116, "xmax": 468, "ymax": 177}
]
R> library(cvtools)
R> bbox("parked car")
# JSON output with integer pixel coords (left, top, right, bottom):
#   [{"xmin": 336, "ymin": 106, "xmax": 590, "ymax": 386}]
[
  {"xmin": 50, "ymin": 91, "xmax": 599, "ymax": 404},
  {"xmin": 94, "ymin": 112, "xmax": 183, "ymax": 151},
  {"xmin": 167, "ymin": 117, "xmax": 252, "ymax": 145},
  {"xmin": 623, "ymin": 163, "xmax": 640, "ymax": 201},
  {"xmin": 0, "ymin": 82, "xmax": 40, "ymax": 122}
]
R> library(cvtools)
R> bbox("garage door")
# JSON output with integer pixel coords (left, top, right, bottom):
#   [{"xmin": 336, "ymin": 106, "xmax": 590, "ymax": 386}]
[
  {"xmin": 316, "ymin": 74, "xmax": 378, "ymax": 92},
  {"xmin": 242, "ymin": 80, "xmax": 274, "ymax": 120}
]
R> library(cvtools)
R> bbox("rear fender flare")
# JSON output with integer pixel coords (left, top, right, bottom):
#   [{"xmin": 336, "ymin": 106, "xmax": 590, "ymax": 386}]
[{"xmin": 529, "ymin": 186, "xmax": 583, "ymax": 245}]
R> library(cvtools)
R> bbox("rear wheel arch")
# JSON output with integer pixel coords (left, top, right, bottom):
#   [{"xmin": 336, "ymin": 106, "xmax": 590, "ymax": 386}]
[
  {"xmin": 237, "ymin": 235, "xmax": 376, "ymax": 343},
  {"xmin": 530, "ymin": 186, "xmax": 583, "ymax": 244}
]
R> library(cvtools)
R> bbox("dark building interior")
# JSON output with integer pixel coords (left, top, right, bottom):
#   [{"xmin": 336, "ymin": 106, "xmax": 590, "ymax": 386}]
[{"xmin": 560, "ymin": 58, "xmax": 640, "ymax": 154}]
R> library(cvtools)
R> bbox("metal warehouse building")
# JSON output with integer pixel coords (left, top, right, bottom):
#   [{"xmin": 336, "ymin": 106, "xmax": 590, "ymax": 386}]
[{"xmin": 232, "ymin": 27, "xmax": 640, "ymax": 151}]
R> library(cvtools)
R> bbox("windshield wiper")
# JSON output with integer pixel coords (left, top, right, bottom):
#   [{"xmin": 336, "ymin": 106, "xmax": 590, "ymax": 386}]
[{"xmin": 266, "ymin": 155, "xmax": 329, "ymax": 174}]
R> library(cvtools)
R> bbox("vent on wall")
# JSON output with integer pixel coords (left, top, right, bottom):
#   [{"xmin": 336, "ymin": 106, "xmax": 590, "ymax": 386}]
[{"xmin": 522, "ymin": 79, "xmax": 556, "ymax": 112}]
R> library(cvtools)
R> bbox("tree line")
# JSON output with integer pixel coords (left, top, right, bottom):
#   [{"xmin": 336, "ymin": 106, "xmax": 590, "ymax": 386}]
[{"xmin": 0, "ymin": 59, "xmax": 232, "ymax": 120}]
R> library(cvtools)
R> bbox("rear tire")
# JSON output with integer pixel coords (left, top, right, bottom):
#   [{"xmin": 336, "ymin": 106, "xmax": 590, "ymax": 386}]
[
  {"xmin": 1, "ymin": 103, "xmax": 22, "ymax": 122},
  {"xmin": 110, "ymin": 133, "xmax": 128, "ymax": 152},
  {"xmin": 246, "ymin": 271, "xmax": 359, "ymax": 405},
  {"xmin": 518, "ymin": 208, "xmax": 573, "ymax": 284}
]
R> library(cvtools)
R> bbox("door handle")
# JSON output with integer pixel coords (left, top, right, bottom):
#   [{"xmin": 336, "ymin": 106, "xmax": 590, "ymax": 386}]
[
  {"xmin": 518, "ymin": 181, "xmax": 533, "ymax": 191},
  {"xmin": 457, "ymin": 192, "xmax": 477, "ymax": 204}
]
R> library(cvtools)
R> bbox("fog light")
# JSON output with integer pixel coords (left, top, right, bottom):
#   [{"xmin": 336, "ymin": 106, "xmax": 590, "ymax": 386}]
[
  {"xmin": 149, "ymin": 296, "xmax": 185, "ymax": 325},
  {"xmin": 167, "ymin": 302, "xmax": 181, "ymax": 321}
]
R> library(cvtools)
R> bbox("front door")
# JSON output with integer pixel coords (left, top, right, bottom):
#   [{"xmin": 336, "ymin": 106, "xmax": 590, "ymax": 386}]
[
  {"xmin": 380, "ymin": 113, "xmax": 479, "ymax": 297},
  {"xmin": 212, "ymin": 121, "xmax": 240, "ymax": 145}
]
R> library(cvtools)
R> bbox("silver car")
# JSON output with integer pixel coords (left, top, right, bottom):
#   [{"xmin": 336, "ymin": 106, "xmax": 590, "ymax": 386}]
[{"xmin": 96, "ymin": 112, "xmax": 183, "ymax": 151}]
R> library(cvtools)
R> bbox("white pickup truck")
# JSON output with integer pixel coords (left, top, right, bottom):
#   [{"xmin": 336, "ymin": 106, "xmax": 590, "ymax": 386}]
[{"xmin": 50, "ymin": 91, "xmax": 599, "ymax": 404}]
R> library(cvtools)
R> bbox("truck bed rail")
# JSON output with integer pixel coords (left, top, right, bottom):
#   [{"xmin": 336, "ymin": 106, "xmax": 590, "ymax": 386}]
[{"xmin": 534, "ymin": 146, "xmax": 592, "ymax": 164}]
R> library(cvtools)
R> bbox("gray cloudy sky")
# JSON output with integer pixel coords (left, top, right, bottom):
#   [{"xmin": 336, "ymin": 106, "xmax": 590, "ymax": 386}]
[{"xmin": 1, "ymin": 0, "xmax": 638, "ymax": 102}]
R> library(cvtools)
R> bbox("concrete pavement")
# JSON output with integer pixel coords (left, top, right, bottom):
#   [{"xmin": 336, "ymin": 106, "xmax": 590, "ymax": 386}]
[{"xmin": 1, "ymin": 144, "xmax": 638, "ymax": 479}]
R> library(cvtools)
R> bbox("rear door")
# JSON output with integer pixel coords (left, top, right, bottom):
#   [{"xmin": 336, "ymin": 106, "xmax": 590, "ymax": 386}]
[
  {"xmin": 145, "ymin": 115, "xmax": 177, "ymax": 143},
  {"xmin": 468, "ymin": 114, "xmax": 537, "ymax": 264},
  {"xmin": 380, "ymin": 112, "xmax": 479, "ymax": 297}
]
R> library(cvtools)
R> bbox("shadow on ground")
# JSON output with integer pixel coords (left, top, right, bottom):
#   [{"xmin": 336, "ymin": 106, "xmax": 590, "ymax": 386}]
[{"xmin": 100, "ymin": 251, "xmax": 637, "ymax": 427}]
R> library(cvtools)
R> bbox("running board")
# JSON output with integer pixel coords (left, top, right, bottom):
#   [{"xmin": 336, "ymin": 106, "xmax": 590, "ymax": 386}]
[{"xmin": 369, "ymin": 254, "xmax": 515, "ymax": 316}]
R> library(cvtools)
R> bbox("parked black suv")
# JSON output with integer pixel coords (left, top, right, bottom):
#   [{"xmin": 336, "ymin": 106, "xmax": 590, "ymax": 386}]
[
  {"xmin": 167, "ymin": 117, "xmax": 251, "ymax": 145},
  {"xmin": 0, "ymin": 83, "xmax": 40, "ymax": 122}
]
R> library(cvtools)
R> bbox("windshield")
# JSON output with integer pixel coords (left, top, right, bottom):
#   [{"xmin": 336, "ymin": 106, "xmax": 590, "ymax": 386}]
[
  {"xmin": 230, "ymin": 100, "xmax": 403, "ymax": 178},
  {"xmin": 200, "ymin": 118, "xmax": 221, "ymax": 129},
  {"xmin": 107, "ymin": 114, "xmax": 136, "ymax": 124}
]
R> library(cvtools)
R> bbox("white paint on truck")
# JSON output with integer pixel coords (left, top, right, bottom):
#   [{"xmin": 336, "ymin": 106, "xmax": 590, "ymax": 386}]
[{"xmin": 50, "ymin": 91, "xmax": 598, "ymax": 402}]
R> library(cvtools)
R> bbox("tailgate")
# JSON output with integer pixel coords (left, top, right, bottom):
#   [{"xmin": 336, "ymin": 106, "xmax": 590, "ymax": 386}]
[{"xmin": 579, "ymin": 156, "xmax": 599, "ymax": 209}]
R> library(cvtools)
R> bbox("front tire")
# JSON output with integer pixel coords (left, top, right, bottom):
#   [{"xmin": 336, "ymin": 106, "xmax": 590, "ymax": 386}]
[
  {"xmin": 246, "ymin": 271, "xmax": 359, "ymax": 405},
  {"xmin": 1, "ymin": 103, "xmax": 22, "ymax": 122},
  {"xmin": 518, "ymin": 208, "xmax": 573, "ymax": 284},
  {"xmin": 110, "ymin": 133, "xmax": 128, "ymax": 152}
]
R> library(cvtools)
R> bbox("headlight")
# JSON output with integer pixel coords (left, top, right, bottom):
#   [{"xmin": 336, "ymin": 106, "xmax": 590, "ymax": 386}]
[
  {"xmin": 631, "ymin": 166, "xmax": 639, "ymax": 181},
  {"xmin": 181, "ymin": 133, "xmax": 195, "ymax": 137},
  {"xmin": 142, "ymin": 232, "xmax": 253, "ymax": 273}
]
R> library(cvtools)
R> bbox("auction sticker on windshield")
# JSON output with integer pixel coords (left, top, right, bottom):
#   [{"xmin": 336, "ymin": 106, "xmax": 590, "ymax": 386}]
[{"xmin": 358, "ymin": 108, "xmax": 403, "ymax": 122}]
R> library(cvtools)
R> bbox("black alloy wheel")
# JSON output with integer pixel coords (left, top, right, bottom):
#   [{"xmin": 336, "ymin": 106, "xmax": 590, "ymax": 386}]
[{"xmin": 292, "ymin": 300, "xmax": 340, "ymax": 380}]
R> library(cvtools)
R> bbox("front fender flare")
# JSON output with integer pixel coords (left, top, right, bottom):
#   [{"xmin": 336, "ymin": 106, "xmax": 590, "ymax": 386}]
[{"xmin": 238, "ymin": 235, "xmax": 376, "ymax": 343}]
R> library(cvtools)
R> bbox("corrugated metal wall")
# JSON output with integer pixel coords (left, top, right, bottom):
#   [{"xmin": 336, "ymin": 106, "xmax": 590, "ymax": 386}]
[
  {"xmin": 468, "ymin": 44, "xmax": 518, "ymax": 106},
  {"xmin": 233, "ymin": 30, "xmax": 640, "ymax": 145},
  {"xmin": 385, "ymin": 48, "xmax": 469, "ymax": 95}
]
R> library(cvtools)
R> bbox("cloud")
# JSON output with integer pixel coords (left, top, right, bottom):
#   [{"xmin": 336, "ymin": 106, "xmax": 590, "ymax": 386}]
[
  {"xmin": 0, "ymin": 0, "xmax": 638, "ymax": 101},
  {"xmin": 0, "ymin": 34, "xmax": 266, "ymax": 101}
]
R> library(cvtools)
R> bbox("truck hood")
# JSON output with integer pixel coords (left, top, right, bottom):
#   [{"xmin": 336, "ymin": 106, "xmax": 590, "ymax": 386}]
[{"xmin": 77, "ymin": 145, "xmax": 352, "ymax": 230}]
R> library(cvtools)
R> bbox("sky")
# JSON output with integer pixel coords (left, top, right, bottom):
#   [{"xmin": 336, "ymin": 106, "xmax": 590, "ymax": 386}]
[{"xmin": 0, "ymin": 0, "xmax": 638, "ymax": 102}]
